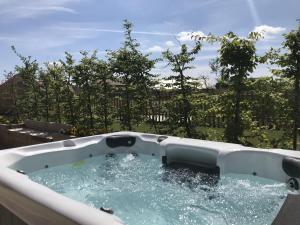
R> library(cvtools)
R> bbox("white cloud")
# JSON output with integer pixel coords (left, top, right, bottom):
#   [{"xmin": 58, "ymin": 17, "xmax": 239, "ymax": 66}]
[
  {"xmin": 52, "ymin": 25, "xmax": 174, "ymax": 36},
  {"xmin": 253, "ymin": 25, "xmax": 286, "ymax": 40},
  {"xmin": 177, "ymin": 31, "xmax": 205, "ymax": 42},
  {"xmin": 251, "ymin": 64, "xmax": 274, "ymax": 77},
  {"xmin": 165, "ymin": 41, "xmax": 175, "ymax": 47},
  {"xmin": 0, "ymin": 0, "xmax": 78, "ymax": 21},
  {"xmin": 0, "ymin": 6, "xmax": 77, "ymax": 20},
  {"xmin": 0, "ymin": 22, "xmax": 178, "ymax": 53},
  {"xmin": 195, "ymin": 55, "xmax": 216, "ymax": 61},
  {"xmin": 145, "ymin": 45, "xmax": 165, "ymax": 53},
  {"xmin": 0, "ymin": 36, "xmax": 15, "ymax": 41},
  {"xmin": 202, "ymin": 44, "xmax": 219, "ymax": 52},
  {"xmin": 0, "ymin": 24, "xmax": 99, "ymax": 51},
  {"xmin": 24, "ymin": 6, "xmax": 76, "ymax": 14}
]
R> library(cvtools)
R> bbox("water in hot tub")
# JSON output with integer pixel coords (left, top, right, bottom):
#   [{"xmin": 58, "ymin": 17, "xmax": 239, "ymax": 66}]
[{"xmin": 29, "ymin": 153, "xmax": 290, "ymax": 225}]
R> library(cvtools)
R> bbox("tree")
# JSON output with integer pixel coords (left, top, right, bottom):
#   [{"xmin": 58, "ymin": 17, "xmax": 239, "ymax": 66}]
[
  {"xmin": 60, "ymin": 52, "xmax": 77, "ymax": 125},
  {"xmin": 3, "ymin": 71, "xmax": 19, "ymax": 122},
  {"xmin": 73, "ymin": 50, "xmax": 98, "ymax": 129},
  {"xmin": 95, "ymin": 60, "xmax": 114, "ymax": 132},
  {"xmin": 38, "ymin": 69, "xmax": 52, "ymax": 122},
  {"xmin": 162, "ymin": 43, "xmax": 201, "ymax": 137},
  {"xmin": 107, "ymin": 20, "xmax": 157, "ymax": 131},
  {"xmin": 267, "ymin": 22, "xmax": 300, "ymax": 150},
  {"xmin": 210, "ymin": 58, "xmax": 221, "ymax": 78},
  {"xmin": 46, "ymin": 62, "xmax": 65, "ymax": 123},
  {"xmin": 242, "ymin": 77, "xmax": 293, "ymax": 148},
  {"xmin": 197, "ymin": 32, "xmax": 260, "ymax": 143},
  {"xmin": 12, "ymin": 46, "xmax": 40, "ymax": 120}
]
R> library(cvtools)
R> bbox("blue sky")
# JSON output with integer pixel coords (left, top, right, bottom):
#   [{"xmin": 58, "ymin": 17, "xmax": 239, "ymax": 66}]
[{"xmin": 0, "ymin": 0, "xmax": 299, "ymax": 82}]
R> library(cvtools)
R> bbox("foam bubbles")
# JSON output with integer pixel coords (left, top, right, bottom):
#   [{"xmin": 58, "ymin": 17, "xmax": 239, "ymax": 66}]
[{"xmin": 29, "ymin": 154, "xmax": 289, "ymax": 225}]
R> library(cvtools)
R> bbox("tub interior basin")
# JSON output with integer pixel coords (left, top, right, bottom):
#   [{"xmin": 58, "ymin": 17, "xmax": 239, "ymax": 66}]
[{"xmin": 28, "ymin": 153, "xmax": 292, "ymax": 225}]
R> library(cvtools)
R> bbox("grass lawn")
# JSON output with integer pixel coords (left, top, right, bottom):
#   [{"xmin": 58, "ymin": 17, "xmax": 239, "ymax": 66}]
[{"xmin": 0, "ymin": 114, "xmax": 297, "ymax": 150}]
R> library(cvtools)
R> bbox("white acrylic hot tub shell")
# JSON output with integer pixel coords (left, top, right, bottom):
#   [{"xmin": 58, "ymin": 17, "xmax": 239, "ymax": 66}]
[{"xmin": 0, "ymin": 131, "xmax": 300, "ymax": 225}]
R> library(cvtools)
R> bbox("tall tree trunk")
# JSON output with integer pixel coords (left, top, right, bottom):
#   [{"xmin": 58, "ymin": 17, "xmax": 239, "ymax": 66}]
[
  {"xmin": 293, "ymin": 75, "xmax": 299, "ymax": 150},
  {"xmin": 144, "ymin": 84, "xmax": 158, "ymax": 133},
  {"xmin": 103, "ymin": 78, "xmax": 108, "ymax": 131},
  {"xmin": 55, "ymin": 93, "xmax": 61, "ymax": 123},
  {"xmin": 180, "ymin": 70, "xmax": 192, "ymax": 138},
  {"xmin": 125, "ymin": 84, "xmax": 132, "ymax": 131},
  {"xmin": 11, "ymin": 80, "xmax": 19, "ymax": 122},
  {"xmin": 45, "ymin": 86, "xmax": 49, "ymax": 122},
  {"xmin": 68, "ymin": 95, "xmax": 75, "ymax": 125},
  {"xmin": 67, "ymin": 76, "xmax": 75, "ymax": 125},
  {"xmin": 87, "ymin": 90, "xmax": 94, "ymax": 129},
  {"xmin": 233, "ymin": 83, "xmax": 242, "ymax": 143},
  {"xmin": 33, "ymin": 83, "xmax": 39, "ymax": 119},
  {"xmin": 66, "ymin": 90, "xmax": 75, "ymax": 125}
]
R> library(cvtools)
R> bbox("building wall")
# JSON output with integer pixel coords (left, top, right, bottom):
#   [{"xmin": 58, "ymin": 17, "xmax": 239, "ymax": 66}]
[{"xmin": 0, "ymin": 75, "xmax": 24, "ymax": 115}]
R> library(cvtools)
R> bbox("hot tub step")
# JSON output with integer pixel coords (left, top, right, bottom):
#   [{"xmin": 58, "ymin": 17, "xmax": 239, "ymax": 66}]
[
  {"xmin": 272, "ymin": 194, "xmax": 300, "ymax": 225},
  {"xmin": 166, "ymin": 162, "xmax": 220, "ymax": 175}
]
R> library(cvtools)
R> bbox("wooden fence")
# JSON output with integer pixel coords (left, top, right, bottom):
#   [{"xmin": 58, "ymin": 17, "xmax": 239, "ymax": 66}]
[{"xmin": 110, "ymin": 90, "xmax": 292, "ymax": 130}]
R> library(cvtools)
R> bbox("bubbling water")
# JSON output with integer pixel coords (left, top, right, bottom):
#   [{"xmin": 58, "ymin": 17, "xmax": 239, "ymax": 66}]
[{"xmin": 29, "ymin": 153, "xmax": 289, "ymax": 225}]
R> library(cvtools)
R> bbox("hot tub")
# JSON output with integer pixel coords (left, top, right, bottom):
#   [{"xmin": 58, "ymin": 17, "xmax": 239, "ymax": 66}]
[{"xmin": 0, "ymin": 131, "xmax": 299, "ymax": 225}]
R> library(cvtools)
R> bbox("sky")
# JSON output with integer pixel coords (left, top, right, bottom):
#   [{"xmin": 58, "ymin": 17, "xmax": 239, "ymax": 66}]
[{"xmin": 0, "ymin": 0, "xmax": 299, "ymax": 82}]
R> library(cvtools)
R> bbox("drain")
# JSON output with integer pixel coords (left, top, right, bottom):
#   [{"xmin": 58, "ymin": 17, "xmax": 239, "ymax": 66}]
[
  {"xmin": 100, "ymin": 207, "xmax": 114, "ymax": 214},
  {"xmin": 287, "ymin": 178, "xmax": 299, "ymax": 190},
  {"xmin": 17, "ymin": 170, "xmax": 26, "ymax": 175}
]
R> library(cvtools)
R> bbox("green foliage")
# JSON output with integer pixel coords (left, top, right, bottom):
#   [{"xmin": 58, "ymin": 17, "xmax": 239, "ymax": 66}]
[
  {"xmin": 162, "ymin": 44, "xmax": 201, "ymax": 138},
  {"xmin": 265, "ymin": 22, "xmax": 300, "ymax": 149},
  {"xmin": 11, "ymin": 46, "xmax": 40, "ymax": 120},
  {"xmin": 39, "ymin": 69, "xmax": 52, "ymax": 122},
  {"xmin": 3, "ymin": 71, "xmax": 19, "ymax": 122},
  {"xmin": 94, "ymin": 60, "xmax": 114, "ymax": 131},
  {"xmin": 206, "ymin": 32, "xmax": 261, "ymax": 143},
  {"xmin": 46, "ymin": 62, "xmax": 65, "ymax": 123},
  {"xmin": 108, "ymin": 19, "xmax": 158, "ymax": 131},
  {"xmin": 74, "ymin": 51, "xmax": 97, "ymax": 129},
  {"xmin": 0, "ymin": 115, "xmax": 10, "ymax": 124},
  {"xmin": 60, "ymin": 52, "xmax": 77, "ymax": 126}
]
